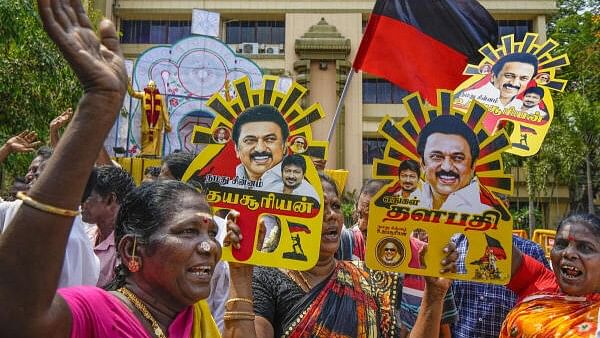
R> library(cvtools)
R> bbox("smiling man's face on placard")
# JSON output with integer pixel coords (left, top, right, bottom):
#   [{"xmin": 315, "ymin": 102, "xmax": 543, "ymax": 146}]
[
  {"xmin": 235, "ymin": 121, "xmax": 286, "ymax": 181},
  {"xmin": 421, "ymin": 133, "xmax": 475, "ymax": 198}
]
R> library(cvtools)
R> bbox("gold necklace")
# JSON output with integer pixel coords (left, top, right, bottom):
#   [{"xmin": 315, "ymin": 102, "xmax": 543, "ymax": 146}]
[
  {"xmin": 298, "ymin": 271, "xmax": 312, "ymax": 289},
  {"xmin": 286, "ymin": 270, "xmax": 312, "ymax": 292},
  {"xmin": 118, "ymin": 287, "xmax": 167, "ymax": 338}
]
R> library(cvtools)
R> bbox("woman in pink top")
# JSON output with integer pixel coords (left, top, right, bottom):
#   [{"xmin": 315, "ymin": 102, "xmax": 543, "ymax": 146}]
[{"xmin": 0, "ymin": 1, "xmax": 225, "ymax": 337}]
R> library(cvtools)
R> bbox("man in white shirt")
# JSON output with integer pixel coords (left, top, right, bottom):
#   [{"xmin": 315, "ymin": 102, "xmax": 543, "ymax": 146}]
[
  {"xmin": 278, "ymin": 154, "xmax": 319, "ymax": 201},
  {"xmin": 0, "ymin": 148, "xmax": 99, "ymax": 287},
  {"xmin": 520, "ymin": 86, "xmax": 548, "ymax": 119}
]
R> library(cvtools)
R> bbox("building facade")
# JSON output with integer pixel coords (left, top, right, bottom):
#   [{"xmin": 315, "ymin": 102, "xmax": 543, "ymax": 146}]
[{"xmin": 95, "ymin": 0, "xmax": 569, "ymax": 226}]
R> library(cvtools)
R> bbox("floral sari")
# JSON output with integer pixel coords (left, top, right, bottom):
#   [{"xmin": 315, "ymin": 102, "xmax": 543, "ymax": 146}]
[
  {"xmin": 500, "ymin": 293, "xmax": 600, "ymax": 337},
  {"xmin": 281, "ymin": 261, "xmax": 392, "ymax": 337}
]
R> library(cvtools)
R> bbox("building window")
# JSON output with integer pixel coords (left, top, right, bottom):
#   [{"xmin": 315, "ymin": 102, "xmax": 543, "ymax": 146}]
[
  {"xmin": 120, "ymin": 20, "xmax": 191, "ymax": 44},
  {"xmin": 497, "ymin": 20, "xmax": 532, "ymax": 41},
  {"xmin": 225, "ymin": 21, "xmax": 285, "ymax": 44},
  {"xmin": 363, "ymin": 78, "xmax": 408, "ymax": 104},
  {"xmin": 363, "ymin": 138, "xmax": 387, "ymax": 164}
]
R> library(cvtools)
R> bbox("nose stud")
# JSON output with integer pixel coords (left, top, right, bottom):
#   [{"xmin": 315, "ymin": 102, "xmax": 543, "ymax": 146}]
[{"xmin": 199, "ymin": 241, "xmax": 211, "ymax": 253}]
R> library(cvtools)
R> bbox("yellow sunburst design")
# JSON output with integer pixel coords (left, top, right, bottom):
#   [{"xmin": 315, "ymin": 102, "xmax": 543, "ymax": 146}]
[
  {"xmin": 365, "ymin": 90, "xmax": 514, "ymax": 284},
  {"xmin": 187, "ymin": 75, "xmax": 328, "ymax": 161},
  {"xmin": 463, "ymin": 33, "xmax": 569, "ymax": 92},
  {"xmin": 181, "ymin": 75, "xmax": 329, "ymax": 270},
  {"xmin": 373, "ymin": 90, "xmax": 513, "ymax": 195},
  {"xmin": 454, "ymin": 34, "xmax": 569, "ymax": 157}
]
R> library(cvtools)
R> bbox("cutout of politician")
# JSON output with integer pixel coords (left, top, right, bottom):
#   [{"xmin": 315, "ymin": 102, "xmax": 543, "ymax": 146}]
[
  {"xmin": 416, "ymin": 115, "xmax": 504, "ymax": 215},
  {"xmin": 456, "ymin": 53, "xmax": 538, "ymax": 110},
  {"xmin": 230, "ymin": 104, "xmax": 289, "ymax": 190},
  {"xmin": 520, "ymin": 87, "xmax": 548, "ymax": 119},
  {"xmin": 279, "ymin": 154, "xmax": 319, "ymax": 201},
  {"xmin": 395, "ymin": 159, "xmax": 420, "ymax": 198}
]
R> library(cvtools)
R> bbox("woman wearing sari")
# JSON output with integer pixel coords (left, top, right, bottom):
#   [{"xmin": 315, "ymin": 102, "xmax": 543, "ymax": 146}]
[
  {"xmin": 225, "ymin": 174, "xmax": 458, "ymax": 338},
  {"xmin": 0, "ymin": 1, "xmax": 225, "ymax": 337},
  {"xmin": 500, "ymin": 213, "xmax": 600, "ymax": 337}
]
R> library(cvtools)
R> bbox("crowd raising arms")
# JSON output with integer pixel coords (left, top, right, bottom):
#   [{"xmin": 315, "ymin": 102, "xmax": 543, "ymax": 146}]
[
  {"xmin": 5, "ymin": 1, "xmax": 598, "ymax": 338},
  {"xmin": 0, "ymin": 1, "xmax": 459, "ymax": 337}
]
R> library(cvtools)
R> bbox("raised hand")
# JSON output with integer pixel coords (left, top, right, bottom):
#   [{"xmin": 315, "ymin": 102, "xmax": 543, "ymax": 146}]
[
  {"xmin": 37, "ymin": 0, "xmax": 127, "ymax": 107},
  {"xmin": 6, "ymin": 130, "xmax": 41, "ymax": 153},
  {"xmin": 50, "ymin": 108, "xmax": 73, "ymax": 130}
]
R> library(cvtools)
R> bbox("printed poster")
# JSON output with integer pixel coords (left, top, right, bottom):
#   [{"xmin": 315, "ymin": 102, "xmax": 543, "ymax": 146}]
[
  {"xmin": 183, "ymin": 75, "xmax": 329, "ymax": 269},
  {"xmin": 453, "ymin": 33, "xmax": 569, "ymax": 156},
  {"xmin": 365, "ymin": 90, "xmax": 514, "ymax": 284}
]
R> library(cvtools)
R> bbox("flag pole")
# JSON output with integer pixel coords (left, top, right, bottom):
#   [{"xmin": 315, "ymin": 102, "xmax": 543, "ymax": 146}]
[{"xmin": 327, "ymin": 69, "xmax": 355, "ymax": 142}]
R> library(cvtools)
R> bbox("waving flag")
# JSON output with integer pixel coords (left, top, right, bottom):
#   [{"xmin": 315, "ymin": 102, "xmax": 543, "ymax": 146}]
[
  {"xmin": 353, "ymin": 0, "xmax": 498, "ymax": 104},
  {"xmin": 288, "ymin": 222, "xmax": 312, "ymax": 234}
]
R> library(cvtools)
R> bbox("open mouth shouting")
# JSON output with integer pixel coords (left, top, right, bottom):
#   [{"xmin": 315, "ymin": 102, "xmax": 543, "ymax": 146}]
[
  {"xmin": 559, "ymin": 262, "xmax": 583, "ymax": 281},
  {"xmin": 187, "ymin": 264, "xmax": 213, "ymax": 283},
  {"xmin": 322, "ymin": 224, "xmax": 340, "ymax": 242}
]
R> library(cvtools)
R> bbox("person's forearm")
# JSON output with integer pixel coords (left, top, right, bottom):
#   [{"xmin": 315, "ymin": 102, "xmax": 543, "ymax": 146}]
[
  {"xmin": 0, "ymin": 92, "xmax": 120, "ymax": 325},
  {"xmin": 49, "ymin": 126, "xmax": 60, "ymax": 148},
  {"xmin": 409, "ymin": 286, "xmax": 445, "ymax": 338},
  {"xmin": 0, "ymin": 143, "xmax": 12, "ymax": 165},
  {"xmin": 223, "ymin": 265, "xmax": 258, "ymax": 338}
]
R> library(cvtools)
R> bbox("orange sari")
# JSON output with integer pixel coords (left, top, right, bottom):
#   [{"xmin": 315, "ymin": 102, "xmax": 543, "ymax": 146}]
[{"xmin": 500, "ymin": 293, "xmax": 600, "ymax": 337}]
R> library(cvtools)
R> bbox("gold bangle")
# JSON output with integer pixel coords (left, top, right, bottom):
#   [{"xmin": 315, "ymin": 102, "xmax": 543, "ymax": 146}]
[
  {"xmin": 16, "ymin": 191, "xmax": 80, "ymax": 217},
  {"xmin": 223, "ymin": 311, "xmax": 255, "ymax": 321},
  {"xmin": 225, "ymin": 297, "xmax": 253, "ymax": 310}
]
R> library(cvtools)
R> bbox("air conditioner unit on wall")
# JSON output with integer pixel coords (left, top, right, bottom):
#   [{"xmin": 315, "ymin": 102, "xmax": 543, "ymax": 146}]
[
  {"xmin": 265, "ymin": 46, "xmax": 281, "ymax": 54},
  {"xmin": 241, "ymin": 42, "xmax": 259, "ymax": 54}
]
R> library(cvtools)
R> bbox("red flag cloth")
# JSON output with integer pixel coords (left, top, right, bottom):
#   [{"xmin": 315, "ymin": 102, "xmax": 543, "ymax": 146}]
[
  {"xmin": 353, "ymin": 0, "xmax": 498, "ymax": 104},
  {"xmin": 485, "ymin": 234, "xmax": 507, "ymax": 260},
  {"xmin": 288, "ymin": 222, "xmax": 312, "ymax": 234}
]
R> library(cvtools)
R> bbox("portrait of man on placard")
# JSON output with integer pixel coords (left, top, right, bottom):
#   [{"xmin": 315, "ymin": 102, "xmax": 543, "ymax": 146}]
[
  {"xmin": 394, "ymin": 159, "xmax": 420, "ymax": 199},
  {"xmin": 454, "ymin": 52, "xmax": 538, "ymax": 111},
  {"xmin": 290, "ymin": 135, "xmax": 308, "ymax": 153},
  {"xmin": 227, "ymin": 104, "xmax": 289, "ymax": 190},
  {"xmin": 376, "ymin": 237, "xmax": 405, "ymax": 267},
  {"xmin": 187, "ymin": 76, "xmax": 326, "ymax": 268},
  {"xmin": 535, "ymin": 72, "xmax": 550, "ymax": 85},
  {"xmin": 213, "ymin": 126, "xmax": 231, "ymax": 144},
  {"xmin": 415, "ymin": 115, "xmax": 495, "ymax": 214},
  {"xmin": 519, "ymin": 87, "xmax": 548, "ymax": 119},
  {"xmin": 278, "ymin": 155, "xmax": 319, "ymax": 200}
]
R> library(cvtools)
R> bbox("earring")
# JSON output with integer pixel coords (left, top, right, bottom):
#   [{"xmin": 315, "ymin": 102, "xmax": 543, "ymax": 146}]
[
  {"xmin": 128, "ymin": 257, "xmax": 141, "ymax": 272},
  {"xmin": 127, "ymin": 236, "xmax": 141, "ymax": 272}
]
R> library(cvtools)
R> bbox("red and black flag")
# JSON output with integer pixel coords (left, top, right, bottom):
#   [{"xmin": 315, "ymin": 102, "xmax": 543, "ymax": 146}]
[
  {"xmin": 288, "ymin": 222, "xmax": 312, "ymax": 234},
  {"xmin": 520, "ymin": 125, "xmax": 538, "ymax": 135},
  {"xmin": 470, "ymin": 234, "xmax": 507, "ymax": 265},
  {"xmin": 353, "ymin": 0, "xmax": 498, "ymax": 104},
  {"xmin": 484, "ymin": 233, "xmax": 507, "ymax": 260}
]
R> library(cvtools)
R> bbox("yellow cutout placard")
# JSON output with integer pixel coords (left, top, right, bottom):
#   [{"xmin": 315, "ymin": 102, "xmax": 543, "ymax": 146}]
[
  {"xmin": 365, "ymin": 90, "xmax": 514, "ymax": 284},
  {"xmin": 453, "ymin": 33, "xmax": 569, "ymax": 156},
  {"xmin": 182, "ymin": 76, "xmax": 329, "ymax": 270}
]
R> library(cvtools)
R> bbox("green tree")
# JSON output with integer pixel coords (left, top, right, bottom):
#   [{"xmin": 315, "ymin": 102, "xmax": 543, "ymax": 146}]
[
  {"xmin": 0, "ymin": 1, "xmax": 82, "ymax": 192},
  {"xmin": 521, "ymin": 0, "xmax": 599, "ymax": 224}
]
